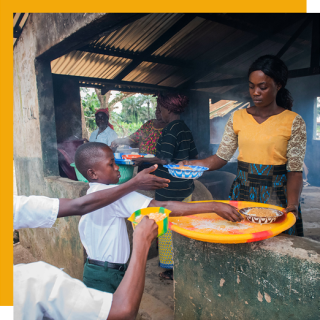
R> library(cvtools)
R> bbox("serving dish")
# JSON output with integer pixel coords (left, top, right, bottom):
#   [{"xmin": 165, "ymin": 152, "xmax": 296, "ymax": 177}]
[
  {"xmin": 239, "ymin": 207, "xmax": 284, "ymax": 224},
  {"xmin": 163, "ymin": 164, "xmax": 209, "ymax": 179}
]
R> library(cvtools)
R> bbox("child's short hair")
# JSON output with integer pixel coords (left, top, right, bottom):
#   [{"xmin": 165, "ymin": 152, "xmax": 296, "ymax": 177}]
[{"xmin": 75, "ymin": 142, "xmax": 110, "ymax": 179}]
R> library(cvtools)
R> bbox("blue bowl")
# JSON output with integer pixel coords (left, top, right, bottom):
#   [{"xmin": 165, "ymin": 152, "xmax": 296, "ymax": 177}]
[
  {"xmin": 115, "ymin": 159, "xmax": 134, "ymax": 165},
  {"xmin": 163, "ymin": 164, "xmax": 209, "ymax": 179}
]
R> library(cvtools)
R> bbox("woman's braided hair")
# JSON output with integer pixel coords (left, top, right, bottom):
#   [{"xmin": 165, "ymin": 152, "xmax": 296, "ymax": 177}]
[
  {"xmin": 248, "ymin": 55, "xmax": 293, "ymax": 110},
  {"xmin": 157, "ymin": 93, "xmax": 189, "ymax": 114}
]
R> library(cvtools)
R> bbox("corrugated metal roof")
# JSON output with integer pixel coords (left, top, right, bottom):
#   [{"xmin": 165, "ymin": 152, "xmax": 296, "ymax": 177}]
[
  {"xmin": 90, "ymin": 14, "xmax": 182, "ymax": 53},
  {"xmin": 48, "ymin": 13, "xmax": 313, "ymax": 95},
  {"xmin": 51, "ymin": 51, "xmax": 132, "ymax": 79}
]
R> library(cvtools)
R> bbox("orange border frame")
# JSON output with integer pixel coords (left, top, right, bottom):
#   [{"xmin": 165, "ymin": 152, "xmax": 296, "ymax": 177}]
[{"xmin": 1, "ymin": 0, "xmax": 307, "ymax": 307}]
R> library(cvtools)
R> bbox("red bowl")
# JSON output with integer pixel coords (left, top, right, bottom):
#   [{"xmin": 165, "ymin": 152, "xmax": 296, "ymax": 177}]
[{"xmin": 122, "ymin": 154, "xmax": 144, "ymax": 159}]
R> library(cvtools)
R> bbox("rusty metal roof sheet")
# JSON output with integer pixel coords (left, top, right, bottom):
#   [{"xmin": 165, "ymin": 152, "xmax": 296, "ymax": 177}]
[{"xmin": 47, "ymin": 13, "xmax": 313, "ymax": 95}]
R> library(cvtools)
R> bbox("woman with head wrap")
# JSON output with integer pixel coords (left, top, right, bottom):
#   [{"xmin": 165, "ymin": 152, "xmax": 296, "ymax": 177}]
[
  {"xmin": 111, "ymin": 104, "xmax": 167, "ymax": 171},
  {"xmin": 180, "ymin": 55, "xmax": 307, "ymax": 237},
  {"xmin": 89, "ymin": 108, "xmax": 118, "ymax": 147},
  {"xmin": 134, "ymin": 92, "xmax": 198, "ymax": 280}
]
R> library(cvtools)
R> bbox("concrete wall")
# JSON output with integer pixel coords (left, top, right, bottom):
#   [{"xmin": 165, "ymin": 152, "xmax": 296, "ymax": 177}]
[
  {"xmin": 173, "ymin": 233, "xmax": 320, "ymax": 320},
  {"xmin": 13, "ymin": 13, "xmax": 107, "ymax": 279},
  {"xmin": 287, "ymin": 74, "xmax": 320, "ymax": 187}
]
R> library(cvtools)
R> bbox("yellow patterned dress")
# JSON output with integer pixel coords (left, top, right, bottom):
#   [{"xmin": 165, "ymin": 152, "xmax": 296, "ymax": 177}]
[{"xmin": 216, "ymin": 109, "xmax": 307, "ymax": 236}]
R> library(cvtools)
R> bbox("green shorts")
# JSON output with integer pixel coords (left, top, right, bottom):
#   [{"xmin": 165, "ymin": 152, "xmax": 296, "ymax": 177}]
[{"xmin": 83, "ymin": 259, "xmax": 126, "ymax": 293}]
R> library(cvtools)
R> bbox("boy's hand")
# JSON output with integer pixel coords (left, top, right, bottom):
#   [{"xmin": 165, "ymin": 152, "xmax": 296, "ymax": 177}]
[
  {"xmin": 133, "ymin": 165, "xmax": 170, "ymax": 190},
  {"xmin": 133, "ymin": 216, "xmax": 158, "ymax": 245},
  {"xmin": 213, "ymin": 203, "xmax": 243, "ymax": 222}
]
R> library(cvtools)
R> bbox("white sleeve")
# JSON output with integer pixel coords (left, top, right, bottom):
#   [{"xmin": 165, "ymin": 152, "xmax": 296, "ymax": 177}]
[
  {"xmin": 14, "ymin": 196, "xmax": 59, "ymax": 230},
  {"xmin": 114, "ymin": 191, "xmax": 152, "ymax": 218},
  {"xmin": 107, "ymin": 130, "xmax": 118, "ymax": 145},
  {"xmin": 89, "ymin": 130, "xmax": 96, "ymax": 142},
  {"xmin": 14, "ymin": 262, "xmax": 113, "ymax": 320}
]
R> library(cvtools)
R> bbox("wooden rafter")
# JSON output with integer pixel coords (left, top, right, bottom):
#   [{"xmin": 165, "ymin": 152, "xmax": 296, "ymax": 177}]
[
  {"xmin": 113, "ymin": 14, "xmax": 196, "ymax": 81},
  {"xmin": 79, "ymin": 45, "xmax": 188, "ymax": 68},
  {"xmin": 178, "ymin": 16, "xmax": 305, "ymax": 90},
  {"xmin": 276, "ymin": 17, "xmax": 312, "ymax": 58},
  {"xmin": 310, "ymin": 14, "xmax": 320, "ymax": 73},
  {"xmin": 52, "ymin": 74, "xmax": 178, "ymax": 93}
]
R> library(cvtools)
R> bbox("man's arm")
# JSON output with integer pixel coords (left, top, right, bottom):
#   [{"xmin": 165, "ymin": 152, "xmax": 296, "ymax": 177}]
[
  {"xmin": 149, "ymin": 199, "xmax": 243, "ymax": 222},
  {"xmin": 132, "ymin": 157, "xmax": 166, "ymax": 167},
  {"xmin": 108, "ymin": 217, "xmax": 158, "ymax": 320},
  {"xmin": 58, "ymin": 165, "xmax": 170, "ymax": 218}
]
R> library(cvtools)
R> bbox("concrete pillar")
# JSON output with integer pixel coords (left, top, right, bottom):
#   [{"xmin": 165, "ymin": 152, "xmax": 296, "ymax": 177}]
[
  {"xmin": 52, "ymin": 76, "xmax": 82, "ymax": 143},
  {"xmin": 173, "ymin": 233, "xmax": 320, "ymax": 320}
]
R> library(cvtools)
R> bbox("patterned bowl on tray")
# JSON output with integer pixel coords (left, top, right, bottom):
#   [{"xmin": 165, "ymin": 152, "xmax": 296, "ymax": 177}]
[
  {"xmin": 239, "ymin": 207, "xmax": 284, "ymax": 224},
  {"xmin": 163, "ymin": 164, "xmax": 209, "ymax": 179}
]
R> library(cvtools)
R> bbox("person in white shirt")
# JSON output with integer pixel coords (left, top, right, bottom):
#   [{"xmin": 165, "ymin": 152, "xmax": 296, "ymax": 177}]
[
  {"xmin": 14, "ymin": 166, "xmax": 170, "ymax": 320},
  {"xmin": 89, "ymin": 108, "xmax": 118, "ymax": 147},
  {"xmin": 75, "ymin": 142, "xmax": 243, "ymax": 292}
]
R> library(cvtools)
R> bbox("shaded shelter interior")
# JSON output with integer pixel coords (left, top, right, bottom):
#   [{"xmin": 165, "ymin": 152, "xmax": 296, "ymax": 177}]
[
  {"xmin": 13, "ymin": 13, "xmax": 320, "ymax": 279},
  {"xmin": 44, "ymin": 13, "xmax": 320, "ymax": 186}
]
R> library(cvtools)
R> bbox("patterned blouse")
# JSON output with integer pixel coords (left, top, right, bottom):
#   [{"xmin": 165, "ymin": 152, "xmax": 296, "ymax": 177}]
[
  {"xmin": 129, "ymin": 120, "xmax": 163, "ymax": 154},
  {"xmin": 216, "ymin": 109, "xmax": 307, "ymax": 171}
]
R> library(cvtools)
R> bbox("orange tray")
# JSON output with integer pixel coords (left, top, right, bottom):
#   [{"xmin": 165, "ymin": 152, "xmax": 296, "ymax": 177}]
[{"xmin": 169, "ymin": 200, "xmax": 296, "ymax": 244}]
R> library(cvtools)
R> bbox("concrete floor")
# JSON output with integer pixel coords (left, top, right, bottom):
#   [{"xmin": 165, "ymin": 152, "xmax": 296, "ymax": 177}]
[{"xmin": 301, "ymin": 186, "xmax": 320, "ymax": 242}]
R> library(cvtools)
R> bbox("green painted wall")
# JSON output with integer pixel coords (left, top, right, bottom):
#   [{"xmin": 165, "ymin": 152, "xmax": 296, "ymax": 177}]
[{"xmin": 173, "ymin": 233, "xmax": 320, "ymax": 320}]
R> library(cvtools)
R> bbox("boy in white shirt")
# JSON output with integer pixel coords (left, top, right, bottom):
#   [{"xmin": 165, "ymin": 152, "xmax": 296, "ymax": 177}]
[{"xmin": 75, "ymin": 142, "xmax": 242, "ymax": 293}]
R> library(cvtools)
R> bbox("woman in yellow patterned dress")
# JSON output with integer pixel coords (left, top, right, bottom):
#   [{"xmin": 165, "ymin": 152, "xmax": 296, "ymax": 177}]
[{"xmin": 180, "ymin": 55, "xmax": 306, "ymax": 236}]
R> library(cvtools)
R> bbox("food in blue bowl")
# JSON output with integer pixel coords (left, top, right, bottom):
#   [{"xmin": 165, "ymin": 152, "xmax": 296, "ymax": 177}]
[{"xmin": 163, "ymin": 164, "xmax": 209, "ymax": 179}]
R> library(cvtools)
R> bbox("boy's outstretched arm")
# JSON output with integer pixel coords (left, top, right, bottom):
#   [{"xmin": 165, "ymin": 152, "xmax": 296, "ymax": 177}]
[
  {"xmin": 58, "ymin": 165, "xmax": 170, "ymax": 218},
  {"xmin": 108, "ymin": 217, "xmax": 158, "ymax": 320},
  {"xmin": 149, "ymin": 200, "xmax": 243, "ymax": 222}
]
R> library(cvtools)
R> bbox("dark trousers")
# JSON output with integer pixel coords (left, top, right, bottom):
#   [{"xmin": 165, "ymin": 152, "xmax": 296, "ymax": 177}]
[{"xmin": 83, "ymin": 259, "xmax": 126, "ymax": 293}]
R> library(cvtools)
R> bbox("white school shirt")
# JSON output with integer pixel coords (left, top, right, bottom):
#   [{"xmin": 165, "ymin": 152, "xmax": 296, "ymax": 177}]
[
  {"xmin": 14, "ymin": 195, "xmax": 59, "ymax": 229},
  {"xmin": 79, "ymin": 183, "xmax": 152, "ymax": 263},
  {"xmin": 89, "ymin": 126, "xmax": 118, "ymax": 146},
  {"xmin": 13, "ymin": 195, "xmax": 113, "ymax": 320},
  {"xmin": 14, "ymin": 261, "xmax": 112, "ymax": 320}
]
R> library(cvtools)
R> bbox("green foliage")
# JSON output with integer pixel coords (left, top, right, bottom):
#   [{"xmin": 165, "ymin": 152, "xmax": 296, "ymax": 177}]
[
  {"xmin": 80, "ymin": 88, "xmax": 157, "ymax": 138},
  {"xmin": 120, "ymin": 94, "xmax": 157, "ymax": 124}
]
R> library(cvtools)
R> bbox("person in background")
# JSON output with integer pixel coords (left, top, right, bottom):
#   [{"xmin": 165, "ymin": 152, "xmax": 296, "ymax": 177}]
[
  {"xmin": 111, "ymin": 104, "xmax": 167, "ymax": 171},
  {"xmin": 89, "ymin": 108, "xmax": 118, "ymax": 147},
  {"xmin": 14, "ymin": 167, "xmax": 170, "ymax": 320},
  {"xmin": 133, "ymin": 93, "xmax": 198, "ymax": 280},
  {"xmin": 180, "ymin": 55, "xmax": 307, "ymax": 237}
]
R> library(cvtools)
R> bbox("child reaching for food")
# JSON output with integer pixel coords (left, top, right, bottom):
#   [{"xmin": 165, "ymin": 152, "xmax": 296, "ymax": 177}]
[{"xmin": 75, "ymin": 142, "xmax": 242, "ymax": 293}]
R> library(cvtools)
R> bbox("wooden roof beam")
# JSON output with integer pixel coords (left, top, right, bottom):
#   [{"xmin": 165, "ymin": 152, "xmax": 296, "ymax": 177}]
[
  {"xmin": 310, "ymin": 14, "xmax": 320, "ymax": 73},
  {"xmin": 178, "ymin": 16, "xmax": 305, "ymax": 90},
  {"xmin": 52, "ymin": 73, "xmax": 178, "ymax": 93},
  {"xmin": 276, "ymin": 17, "xmax": 312, "ymax": 58},
  {"xmin": 197, "ymin": 13, "xmax": 308, "ymax": 52},
  {"xmin": 113, "ymin": 14, "xmax": 196, "ymax": 81},
  {"xmin": 79, "ymin": 45, "xmax": 188, "ymax": 68}
]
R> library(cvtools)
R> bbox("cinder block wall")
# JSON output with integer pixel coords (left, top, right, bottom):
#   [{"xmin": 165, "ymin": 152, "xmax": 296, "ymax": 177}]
[{"xmin": 173, "ymin": 233, "xmax": 320, "ymax": 320}]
